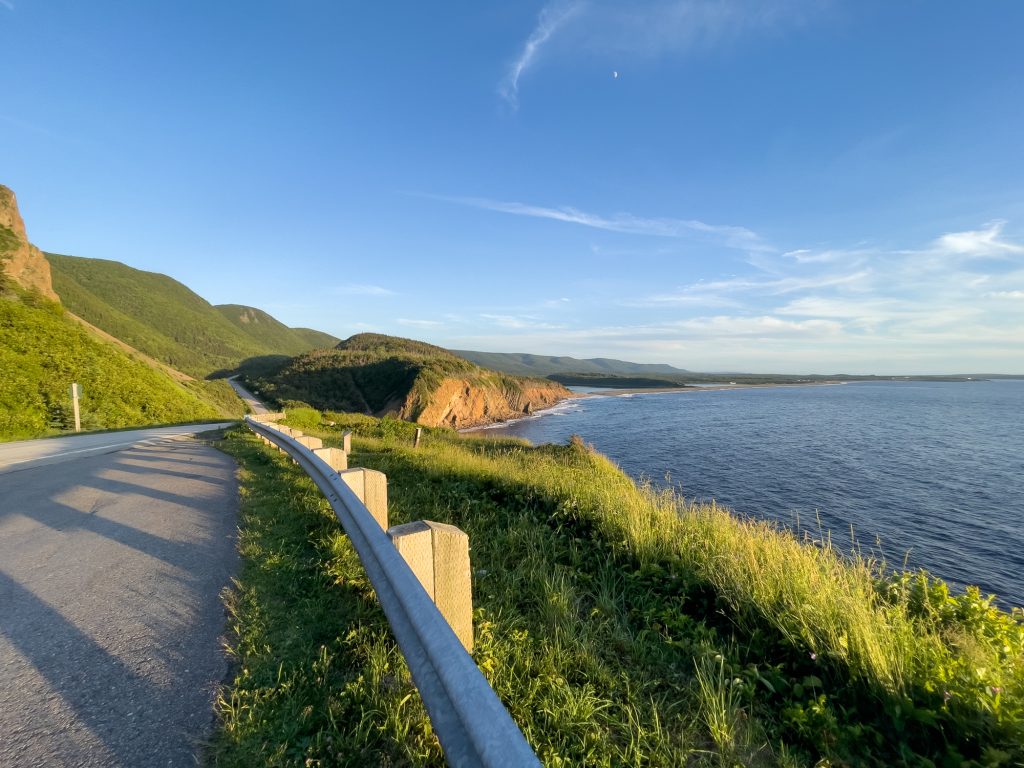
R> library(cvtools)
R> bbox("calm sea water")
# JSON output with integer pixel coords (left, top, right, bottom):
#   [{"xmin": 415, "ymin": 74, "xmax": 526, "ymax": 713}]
[{"xmin": 472, "ymin": 380, "xmax": 1024, "ymax": 608}]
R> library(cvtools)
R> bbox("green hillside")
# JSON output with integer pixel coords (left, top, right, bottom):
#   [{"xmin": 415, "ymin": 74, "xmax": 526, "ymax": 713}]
[
  {"xmin": 248, "ymin": 333, "xmax": 478, "ymax": 414},
  {"xmin": 215, "ymin": 304, "xmax": 339, "ymax": 356},
  {"xmin": 0, "ymin": 280, "xmax": 237, "ymax": 440},
  {"xmin": 292, "ymin": 327, "xmax": 341, "ymax": 349},
  {"xmin": 453, "ymin": 349, "xmax": 689, "ymax": 377},
  {"xmin": 246, "ymin": 333, "xmax": 567, "ymax": 426},
  {"xmin": 47, "ymin": 254, "xmax": 336, "ymax": 378}
]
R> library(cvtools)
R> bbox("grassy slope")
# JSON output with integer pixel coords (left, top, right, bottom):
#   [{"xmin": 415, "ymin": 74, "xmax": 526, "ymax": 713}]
[
  {"xmin": 0, "ymin": 282, "xmax": 238, "ymax": 440},
  {"xmin": 293, "ymin": 327, "xmax": 342, "ymax": 349},
  {"xmin": 212, "ymin": 412, "xmax": 1024, "ymax": 767},
  {"xmin": 215, "ymin": 304, "xmax": 339, "ymax": 357},
  {"xmin": 47, "ymin": 254, "xmax": 336, "ymax": 378},
  {"xmin": 247, "ymin": 333, "xmax": 559, "ymax": 421},
  {"xmin": 48, "ymin": 253, "xmax": 269, "ymax": 376},
  {"xmin": 454, "ymin": 349, "xmax": 688, "ymax": 377}
]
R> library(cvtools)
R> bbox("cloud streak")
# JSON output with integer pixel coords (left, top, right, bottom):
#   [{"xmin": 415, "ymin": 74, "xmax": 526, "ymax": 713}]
[
  {"xmin": 441, "ymin": 218, "xmax": 1024, "ymax": 373},
  {"xmin": 331, "ymin": 283, "xmax": 397, "ymax": 296},
  {"xmin": 499, "ymin": 1, "xmax": 584, "ymax": 108},
  {"xmin": 435, "ymin": 194, "xmax": 770, "ymax": 251},
  {"xmin": 498, "ymin": 0, "xmax": 826, "ymax": 105},
  {"xmin": 933, "ymin": 220, "xmax": 1024, "ymax": 257}
]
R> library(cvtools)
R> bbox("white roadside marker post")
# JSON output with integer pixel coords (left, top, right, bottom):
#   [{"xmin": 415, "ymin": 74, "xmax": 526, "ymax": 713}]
[{"xmin": 71, "ymin": 382, "xmax": 82, "ymax": 433}]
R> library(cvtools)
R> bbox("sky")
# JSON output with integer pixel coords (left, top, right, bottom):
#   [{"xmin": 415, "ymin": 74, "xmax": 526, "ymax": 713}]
[{"xmin": 2, "ymin": 1, "xmax": 1023, "ymax": 374}]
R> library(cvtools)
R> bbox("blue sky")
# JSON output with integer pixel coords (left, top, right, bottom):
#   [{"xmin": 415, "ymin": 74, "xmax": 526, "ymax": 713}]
[{"xmin": 2, "ymin": 1, "xmax": 1023, "ymax": 374}]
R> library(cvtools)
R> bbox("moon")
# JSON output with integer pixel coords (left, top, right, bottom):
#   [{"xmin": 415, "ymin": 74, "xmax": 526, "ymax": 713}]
[{"xmin": 612, "ymin": 71, "xmax": 619, "ymax": 79}]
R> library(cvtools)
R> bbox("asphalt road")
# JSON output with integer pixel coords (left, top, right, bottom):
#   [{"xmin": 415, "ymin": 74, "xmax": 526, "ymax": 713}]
[
  {"xmin": 0, "ymin": 425, "xmax": 240, "ymax": 766},
  {"xmin": 226, "ymin": 377, "xmax": 269, "ymax": 415}
]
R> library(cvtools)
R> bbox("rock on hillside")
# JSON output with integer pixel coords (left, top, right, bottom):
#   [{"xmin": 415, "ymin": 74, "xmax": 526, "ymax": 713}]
[
  {"xmin": 0, "ymin": 185, "xmax": 58, "ymax": 301},
  {"xmin": 401, "ymin": 376, "xmax": 568, "ymax": 428}
]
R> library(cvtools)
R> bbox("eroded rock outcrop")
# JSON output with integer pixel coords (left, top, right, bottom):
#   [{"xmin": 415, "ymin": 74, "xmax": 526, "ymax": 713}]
[
  {"xmin": 399, "ymin": 377, "xmax": 571, "ymax": 429},
  {"xmin": 0, "ymin": 184, "xmax": 58, "ymax": 301}
]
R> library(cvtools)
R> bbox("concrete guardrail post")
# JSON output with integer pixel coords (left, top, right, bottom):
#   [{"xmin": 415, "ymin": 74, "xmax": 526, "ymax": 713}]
[
  {"xmin": 387, "ymin": 520, "xmax": 473, "ymax": 651},
  {"xmin": 342, "ymin": 430, "xmax": 352, "ymax": 454},
  {"xmin": 313, "ymin": 446, "xmax": 348, "ymax": 472},
  {"xmin": 413, "ymin": 427, "xmax": 423, "ymax": 448},
  {"xmin": 338, "ymin": 468, "xmax": 388, "ymax": 530},
  {"xmin": 295, "ymin": 435, "xmax": 323, "ymax": 450}
]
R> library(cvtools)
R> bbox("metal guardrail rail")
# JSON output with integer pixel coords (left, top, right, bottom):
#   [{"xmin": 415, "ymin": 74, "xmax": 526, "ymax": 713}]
[{"xmin": 244, "ymin": 417, "xmax": 541, "ymax": 768}]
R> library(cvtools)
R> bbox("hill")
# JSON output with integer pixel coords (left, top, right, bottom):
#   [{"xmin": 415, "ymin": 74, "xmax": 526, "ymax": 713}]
[
  {"xmin": 0, "ymin": 184, "xmax": 240, "ymax": 439},
  {"xmin": 453, "ymin": 350, "xmax": 689, "ymax": 377},
  {"xmin": 215, "ymin": 304, "xmax": 339, "ymax": 357},
  {"xmin": 248, "ymin": 333, "xmax": 571, "ymax": 428},
  {"xmin": 48, "ymin": 254, "xmax": 337, "ymax": 378}
]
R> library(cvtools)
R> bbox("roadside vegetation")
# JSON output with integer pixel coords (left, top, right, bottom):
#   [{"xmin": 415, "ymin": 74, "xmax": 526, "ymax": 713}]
[
  {"xmin": 0, "ymin": 280, "xmax": 240, "ymax": 440},
  {"xmin": 212, "ymin": 409, "xmax": 1024, "ymax": 767}
]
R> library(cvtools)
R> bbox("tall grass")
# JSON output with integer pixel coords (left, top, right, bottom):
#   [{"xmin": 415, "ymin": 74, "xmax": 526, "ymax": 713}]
[{"xmin": 212, "ymin": 413, "xmax": 1024, "ymax": 766}]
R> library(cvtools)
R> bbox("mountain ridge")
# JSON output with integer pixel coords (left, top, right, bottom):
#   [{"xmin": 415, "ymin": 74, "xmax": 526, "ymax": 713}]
[{"xmin": 452, "ymin": 349, "xmax": 690, "ymax": 377}]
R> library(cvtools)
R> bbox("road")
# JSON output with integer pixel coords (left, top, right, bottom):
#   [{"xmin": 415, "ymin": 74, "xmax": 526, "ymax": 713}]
[
  {"xmin": 226, "ymin": 377, "xmax": 269, "ymax": 415},
  {"xmin": 0, "ymin": 424, "xmax": 240, "ymax": 766}
]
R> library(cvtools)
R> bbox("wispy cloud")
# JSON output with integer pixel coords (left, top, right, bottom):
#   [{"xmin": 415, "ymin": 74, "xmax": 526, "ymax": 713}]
[
  {"xmin": 0, "ymin": 1, "xmax": 14, "ymax": 11},
  {"xmin": 397, "ymin": 318, "xmax": 443, "ymax": 328},
  {"xmin": 644, "ymin": 270, "xmax": 871, "ymax": 305},
  {"xmin": 499, "ymin": 1, "xmax": 584, "ymax": 108},
  {"xmin": 481, "ymin": 313, "xmax": 565, "ymax": 330},
  {"xmin": 498, "ymin": 0, "xmax": 826, "ymax": 105},
  {"xmin": 331, "ymin": 283, "xmax": 397, "ymax": 296},
  {"xmin": 444, "ymin": 218, "xmax": 1023, "ymax": 373},
  {"xmin": 932, "ymin": 220, "xmax": 1024, "ymax": 257},
  {"xmin": 434, "ymin": 194, "xmax": 770, "ymax": 251}
]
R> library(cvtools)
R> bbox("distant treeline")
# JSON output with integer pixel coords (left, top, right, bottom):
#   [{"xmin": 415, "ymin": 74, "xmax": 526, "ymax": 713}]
[
  {"xmin": 547, "ymin": 373, "xmax": 688, "ymax": 389},
  {"xmin": 548, "ymin": 371, "xmax": 992, "ymax": 389}
]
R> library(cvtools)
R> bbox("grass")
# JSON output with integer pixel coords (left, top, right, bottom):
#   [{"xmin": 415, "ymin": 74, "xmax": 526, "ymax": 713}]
[
  {"xmin": 0, "ymin": 283, "xmax": 239, "ymax": 440},
  {"xmin": 210, "ymin": 411, "xmax": 1024, "ymax": 766}
]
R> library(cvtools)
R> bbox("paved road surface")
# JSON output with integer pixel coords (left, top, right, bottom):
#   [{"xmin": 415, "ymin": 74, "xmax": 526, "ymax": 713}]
[
  {"xmin": 0, "ymin": 423, "xmax": 236, "ymax": 476},
  {"xmin": 226, "ymin": 377, "xmax": 269, "ymax": 415},
  {"xmin": 0, "ymin": 425, "xmax": 240, "ymax": 766}
]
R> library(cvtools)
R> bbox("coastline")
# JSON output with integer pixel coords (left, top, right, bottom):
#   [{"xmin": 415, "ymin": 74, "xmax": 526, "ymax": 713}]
[
  {"xmin": 571, "ymin": 380, "xmax": 846, "ymax": 398},
  {"xmin": 460, "ymin": 380, "xmax": 845, "ymax": 433}
]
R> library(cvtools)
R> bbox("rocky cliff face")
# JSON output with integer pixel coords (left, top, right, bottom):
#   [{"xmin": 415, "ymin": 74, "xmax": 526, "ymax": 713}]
[
  {"xmin": 0, "ymin": 185, "xmax": 58, "ymax": 301},
  {"xmin": 399, "ymin": 377, "xmax": 572, "ymax": 429}
]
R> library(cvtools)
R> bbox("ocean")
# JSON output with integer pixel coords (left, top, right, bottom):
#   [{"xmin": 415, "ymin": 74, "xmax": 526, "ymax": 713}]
[{"xmin": 470, "ymin": 379, "xmax": 1024, "ymax": 608}]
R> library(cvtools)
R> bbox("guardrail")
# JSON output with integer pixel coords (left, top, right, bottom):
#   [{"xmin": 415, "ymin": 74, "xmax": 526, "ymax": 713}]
[{"xmin": 243, "ymin": 416, "xmax": 541, "ymax": 768}]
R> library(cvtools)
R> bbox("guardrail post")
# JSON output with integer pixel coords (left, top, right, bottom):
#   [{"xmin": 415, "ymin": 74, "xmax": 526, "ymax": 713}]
[
  {"xmin": 342, "ymin": 430, "xmax": 352, "ymax": 454},
  {"xmin": 387, "ymin": 521, "xmax": 473, "ymax": 651},
  {"xmin": 338, "ymin": 468, "xmax": 388, "ymax": 529},
  {"xmin": 313, "ymin": 446, "xmax": 348, "ymax": 471},
  {"xmin": 413, "ymin": 427, "xmax": 423, "ymax": 448},
  {"xmin": 295, "ymin": 435, "xmax": 323, "ymax": 450}
]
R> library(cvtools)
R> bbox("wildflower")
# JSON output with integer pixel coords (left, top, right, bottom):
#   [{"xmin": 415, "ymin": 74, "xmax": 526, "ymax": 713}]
[
  {"xmin": 810, "ymin": 652, "xmax": 817, "ymax": 661},
  {"xmin": 943, "ymin": 691, "xmax": 952, "ymax": 703}
]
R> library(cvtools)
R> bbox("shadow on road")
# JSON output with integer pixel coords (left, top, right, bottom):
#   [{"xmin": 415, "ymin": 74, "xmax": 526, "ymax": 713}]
[{"xmin": 0, "ymin": 439, "xmax": 238, "ymax": 766}]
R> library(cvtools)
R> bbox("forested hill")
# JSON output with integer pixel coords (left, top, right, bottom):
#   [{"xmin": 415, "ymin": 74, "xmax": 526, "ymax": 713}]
[
  {"xmin": 453, "ymin": 349, "xmax": 689, "ymax": 377},
  {"xmin": 248, "ymin": 333, "xmax": 571, "ymax": 429},
  {"xmin": 48, "ymin": 254, "xmax": 338, "ymax": 378}
]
